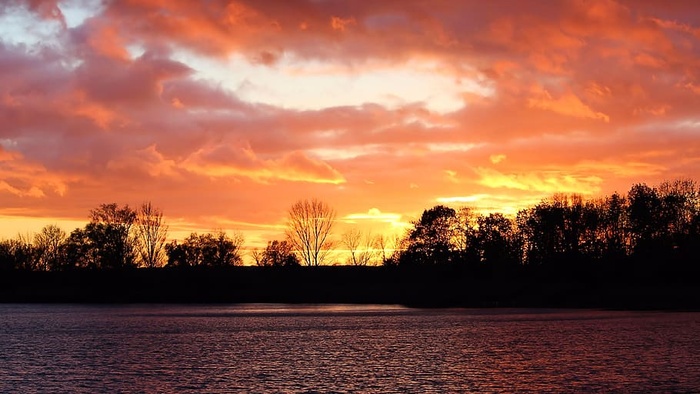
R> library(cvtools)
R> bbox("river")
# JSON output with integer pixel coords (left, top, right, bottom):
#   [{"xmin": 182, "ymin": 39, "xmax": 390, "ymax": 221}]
[{"xmin": 1, "ymin": 304, "xmax": 699, "ymax": 392}]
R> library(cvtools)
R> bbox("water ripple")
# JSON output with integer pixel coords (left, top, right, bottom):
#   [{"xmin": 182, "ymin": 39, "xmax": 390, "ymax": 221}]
[{"xmin": 1, "ymin": 305, "xmax": 699, "ymax": 392}]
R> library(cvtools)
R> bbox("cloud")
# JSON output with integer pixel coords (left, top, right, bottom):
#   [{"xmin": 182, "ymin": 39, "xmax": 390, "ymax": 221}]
[
  {"xmin": 435, "ymin": 193, "xmax": 543, "ymax": 216},
  {"xmin": 330, "ymin": 16, "xmax": 356, "ymax": 32},
  {"xmin": 489, "ymin": 154, "xmax": 506, "ymax": 164},
  {"xmin": 344, "ymin": 208, "xmax": 403, "ymax": 223},
  {"xmin": 182, "ymin": 144, "xmax": 345, "ymax": 184},
  {"xmin": 436, "ymin": 194, "xmax": 492, "ymax": 204},
  {"xmin": 0, "ymin": 146, "xmax": 67, "ymax": 198},
  {"xmin": 106, "ymin": 145, "xmax": 180, "ymax": 178},
  {"xmin": 0, "ymin": 0, "xmax": 699, "ymax": 246},
  {"xmin": 74, "ymin": 51, "xmax": 193, "ymax": 106},
  {"xmin": 474, "ymin": 167, "xmax": 603, "ymax": 195},
  {"xmin": 528, "ymin": 87, "xmax": 610, "ymax": 122}
]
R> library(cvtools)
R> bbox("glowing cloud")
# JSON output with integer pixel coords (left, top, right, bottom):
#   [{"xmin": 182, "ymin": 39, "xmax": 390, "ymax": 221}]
[
  {"xmin": 490, "ymin": 154, "xmax": 507, "ymax": 164},
  {"xmin": 343, "ymin": 208, "xmax": 410, "ymax": 230},
  {"xmin": 344, "ymin": 208, "xmax": 402, "ymax": 223},
  {"xmin": 528, "ymin": 87, "xmax": 610, "ymax": 122},
  {"xmin": 0, "ymin": 0, "xmax": 698, "ymax": 245},
  {"xmin": 182, "ymin": 144, "xmax": 345, "ymax": 184},
  {"xmin": 475, "ymin": 167, "xmax": 603, "ymax": 195},
  {"xmin": 0, "ymin": 147, "xmax": 68, "ymax": 198},
  {"xmin": 436, "ymin": 194, "xmax": 491, "ymax": 204}
]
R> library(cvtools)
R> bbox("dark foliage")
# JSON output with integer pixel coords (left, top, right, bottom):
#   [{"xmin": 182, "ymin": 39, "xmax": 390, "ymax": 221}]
[
  {"xmin": 165, "ymin": 231, "xmax": 244, "ymax": 267},
  {"xmin": 253, "ymin": 240, "xmax": 300, "ymax": 267},
  {"xmin": 392, "ymin": 179, "xmax": 700, "ymax": 280}
]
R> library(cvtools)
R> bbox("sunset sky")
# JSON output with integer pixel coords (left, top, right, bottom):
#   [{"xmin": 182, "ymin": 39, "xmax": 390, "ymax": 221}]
[{"xmin": 1, "ymin": 0, "xmax": 699, "ymax": 252}]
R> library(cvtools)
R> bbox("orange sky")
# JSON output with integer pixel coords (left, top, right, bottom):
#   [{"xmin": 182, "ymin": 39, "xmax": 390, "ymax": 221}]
[{"xmin": 0, "ymin": 0, "xmax": 699, "ymax": 254}]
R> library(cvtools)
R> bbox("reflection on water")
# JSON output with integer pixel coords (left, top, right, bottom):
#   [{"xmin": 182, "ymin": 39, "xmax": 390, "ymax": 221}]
[{"xmin": 1, "ymin": 304, "xmax": 699, "ymax": 392}]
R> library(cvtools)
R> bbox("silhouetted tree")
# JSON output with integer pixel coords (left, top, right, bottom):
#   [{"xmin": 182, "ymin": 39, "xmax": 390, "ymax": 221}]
[
  {"xmin": 517, "ymin": 194, "xmax": 610, "ymax": 270},
  {"xmin": 475, "ymin": 213, "xmax": 521, "ymax": 272},
  {"xmin": 342, "ymin": 229, "xmax": 377, "ymax": 266},
  {"xmin": 63, "ymin": 227, "xmax": 98, "ymax": 269},
  {"xmin": 517, "ymin": 195, "xmax": 574, "ymax": 266},
  {"xmin": 135, "ymin": 202, "xmax": 168, "ymax": 268},
  {"xmin": 88, "ymin": 203, "xmax": 137, "ymax": 269},
  {"xmin": 599, "ymin": 192, "xmax": 629, "ymax": 260},
  {"xmin": 165, "ymin": 240, "xmax": 188, "ymax": 267},
  {"xmin": 286, "ymin": 199, "xmax": 336, "ymax": 266},
  {"xmin": 255, "ymin": 240, "xmax": 300, "ymax": 267},
  {"xmin": 688, "ymin": 211, "xmax": 700, "ymax": 266},
  {"xmin": 251, "ymin": 247, "xmax": 264, "ymax": 266},
  {"xmin": 342, "ymin": 228, "xmax": 362, "ymax": 266},
  {"xmin": 453, "ymin": 207, "xmax": 480, "ymax": 265},
  {"xmin": 561, "ymin": 194, "xmax": 585, "ymax": 258},
  {"xmin": 579, "ymin": 199, "xmax": 605, "ymax": 261},
  {"xmin": 34, "ymin": 225, "xmax": 66, "ymax": 271},
  {"xmin": 208, "ymin": 230, "xmax": 244, "ymax": 267},
  {"xmin": 165, "ymin": 231, "xmax": 244, "ymax": 267},
  {"xmin": 627, "ymin": 183, "xmax": 664, "ymax": 256},
  {"xmin": 658, "ymin": 179, "xmax": 699, "ymax": 252},
  {"xmin": 377, "ymin": 233, "xmax": 406, "ymax": 267},
  {"xmin": 55, "ymin": 203, "xmax": 138, "ymax": 269},
  {"xmin": 3, "ymin": 177, "xmax": 699, "ymax": 281},
  {"xmin": 400, "ymin": 205, "xmax": 459, "ymax": 266},
  {"xmin": 0, "ymin": 241, "xmax": 13, "ymax": 271},
  {"xmin": 0, "ymin": 236, "xmax": 35, "ymax": 271},
  {"xmin": 375, "ymin": 234, "xmax": 389, "ymax": 264}
]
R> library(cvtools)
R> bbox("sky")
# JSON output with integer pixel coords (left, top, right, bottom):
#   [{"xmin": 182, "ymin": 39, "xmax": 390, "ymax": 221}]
[{"xmin": 0, "ymin": 0, "xmax": 699, "ymax": 253}]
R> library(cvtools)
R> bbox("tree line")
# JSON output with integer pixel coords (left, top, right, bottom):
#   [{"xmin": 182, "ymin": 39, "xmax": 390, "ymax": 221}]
[
  {"xmin": 1, "ymin": 179, "xmax": 699, "ymax": 276},
  {"xmin": 389, "ymin": 178, "xmax": 700, "ymax": 278},
  {"xmin": 0, "ymin": 202, "xmax": 244, "ymax": 270}
]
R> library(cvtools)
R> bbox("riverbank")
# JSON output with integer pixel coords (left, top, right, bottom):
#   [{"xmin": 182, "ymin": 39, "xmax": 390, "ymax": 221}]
[{"xmin": 1, "ymin": 266, "xmax": 699, "ymax": 309}]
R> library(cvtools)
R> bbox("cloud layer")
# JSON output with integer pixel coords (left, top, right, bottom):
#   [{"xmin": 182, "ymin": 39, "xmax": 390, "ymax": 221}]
[{"xmin": 0, "ymin": 0, "xmax": 699, "ymax": 246}]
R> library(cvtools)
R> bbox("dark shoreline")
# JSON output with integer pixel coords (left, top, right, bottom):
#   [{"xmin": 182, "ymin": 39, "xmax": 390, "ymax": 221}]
[{"xmin": 2, "ymin": 266, "xmax": 699, "ymax": 310}]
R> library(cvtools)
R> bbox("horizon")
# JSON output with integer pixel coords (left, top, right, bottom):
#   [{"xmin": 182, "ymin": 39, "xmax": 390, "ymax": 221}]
[
  {"xmin": 0, "ymin": 175, "xmax": 693, "ymax": 268},
  {"xmin": 1, "ymin": 1, "xmax": 699, "ymax": 252}
]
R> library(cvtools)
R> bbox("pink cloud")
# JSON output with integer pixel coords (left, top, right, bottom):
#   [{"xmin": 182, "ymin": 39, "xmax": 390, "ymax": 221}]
[
  {"xmin": 0, "ymin": 146, "xmax": 67, "ymax": 198},
  {"xmin": 182, "ymin": 143, "xmax": 345, "ymax": 184},
  {"xmin": 527, "ymin": 87, "xmax": 610, "ymax": 122},
  {"xmin": 0, "ymin": 0, "xmax": 699, "ymax": 249}
]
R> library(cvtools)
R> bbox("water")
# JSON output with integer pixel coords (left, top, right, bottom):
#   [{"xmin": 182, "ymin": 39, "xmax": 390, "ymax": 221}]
[{"xmin": 1, "ymin": 304, "xmax": 699, "ymax": 393}]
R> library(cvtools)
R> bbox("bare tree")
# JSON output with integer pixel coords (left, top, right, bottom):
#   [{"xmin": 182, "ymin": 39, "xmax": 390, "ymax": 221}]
[
  {"xmin": 135, "ymin": 202, "xmax": 168, "ymax": 268},
  {"xmin": 220, "ymin": 230, "xmax": 245, "ymax": 266},
  {"xmin": 34, "ymin": 224, "xmax": 66, "ymax": 271},
  {"xmin": 384, "ymin": 232, "xmax": 408, "ymax": 266},
  {"xmin": 251, "ymin": 248, "xmax": 265, "ymax": 266},
  {"xmin": 342, "ymin": 229, "xmax": 376, "ymax": 266},
  {"xmin": 286, "ymin": 199, "xmax": 336, "ymax": 266},
  {"xmin": 90, "ymin": 203, "xmax": 137, "ymax": 226},
  {"xmin": 342, "ymin": 228, "xmax": 362, "ymax": 266},
  {"xmin": 375, "ymin": 234, "xmax": 389, "ymax": 264}
]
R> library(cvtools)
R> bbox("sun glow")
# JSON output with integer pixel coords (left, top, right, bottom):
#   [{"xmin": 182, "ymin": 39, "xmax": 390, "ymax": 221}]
[{"xmin": 177, "ymin": 52, "xmax": 487, "ymax": 113}]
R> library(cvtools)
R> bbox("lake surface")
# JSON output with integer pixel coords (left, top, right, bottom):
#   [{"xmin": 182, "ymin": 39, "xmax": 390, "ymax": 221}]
[{"xmin": 1, "ymin": 304, "xmax": 699, "ymax": 393}]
